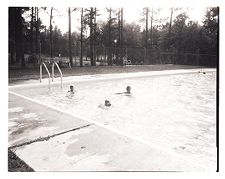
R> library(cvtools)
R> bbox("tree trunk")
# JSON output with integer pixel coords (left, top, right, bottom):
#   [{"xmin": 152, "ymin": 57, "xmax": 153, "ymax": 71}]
[
  {"xmin": 15, "ymin": 8, "xmax": 25, "ymax": 66},
  {"xmin": 30, "ymin": 7, "xmax": 34, "ymax": 54},
  {"xmin": 90, "ymin": 8, "xmax": 95, "ymax": 66},
  {"xmin": 108, "ymin": 8, "xmax": 112, "ymax": 66},
  {"xmin": 145, "ymin": 8, "xmax": 149, "ymax": 48},
  {"xmin": 35, "ymin": 7, "xmax": 39, "ymax": 54},
  {"xmin": 9, "ymin": 8, "xmax": 16, "ymax": 64},
  {"xmin": 50, "ymin": 7, "xmax": 53, "ymax": 58},
  {"xmin": 68, "ymin": 8, "xmax": 73, "ymax": 67},
  {"xmin": 80, "ymin": 8, "xmax": 83, "ymax": 67},
  {"xmin": 150, "ymin": 8, "xmax": 153, "ymax": 49},
  {"xmin": 168, "ymin": 8, "xmax": 173, "ymax": 50},
  {"xmin": 94, "ymin": 8, "xmax": 97, "ymax": 64},
  {"xmin": 121, "ymin": 8, "xmax": 123, "ymax": 48}
]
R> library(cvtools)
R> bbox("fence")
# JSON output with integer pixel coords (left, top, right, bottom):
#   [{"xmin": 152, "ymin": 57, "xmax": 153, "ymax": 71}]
[
  {"xmin": 9, "ymin": 47, "xmax": 217, "ymax": 68},
  {"xmin": 160, "ymin": 51, "xmax": 217, "ymax": 67},
  {"xmin": 93, "ymin": 47, "xmax": 217, "ymax": 67}
]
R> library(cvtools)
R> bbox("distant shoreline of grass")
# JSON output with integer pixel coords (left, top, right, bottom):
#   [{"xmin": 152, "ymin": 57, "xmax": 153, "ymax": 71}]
[{"xmin": 9, "ymin": 64, "xmax": 204, "ymax": 83}]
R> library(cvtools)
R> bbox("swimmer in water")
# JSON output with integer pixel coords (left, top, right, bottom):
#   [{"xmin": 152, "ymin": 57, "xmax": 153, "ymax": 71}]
[
  {"xmin": 198, "ymin": 70, "xmax": 206, "ymax": 74},
  {"xmin": 115, "ymin": 86, "xmax": 132, "ymax": 95},
  {"xmin": 125, "ymin": 86, "xmax": 131, "ymax": 94},
  {"xmin": 105, "ymin": 100, "xmax": 111, "ymax": 107},
  {"xmin": 98, "ymin": 100, "xmax": 111, "ymax": 109},
  {"xmin": 66, "ymin": 85, "xmax": 75, "ymax": 98}
]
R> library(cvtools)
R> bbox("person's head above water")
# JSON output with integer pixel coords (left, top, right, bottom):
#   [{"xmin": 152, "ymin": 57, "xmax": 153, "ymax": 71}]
[
  {"xmin": 126, "ymin": 86, "xmax": 131, "ymax": 94},
  {"xmin": 105, "ymin": 100, "xmax": 111, "ymax": 107},
  {"xmin": 70, "ymin": 85, "xmax": 74, "ymax": 92}
]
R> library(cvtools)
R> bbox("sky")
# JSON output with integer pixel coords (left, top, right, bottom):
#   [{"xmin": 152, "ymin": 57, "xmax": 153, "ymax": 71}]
[{"xmin": 37, "ymin": 6, "xmax": 208, "ymax": 34}]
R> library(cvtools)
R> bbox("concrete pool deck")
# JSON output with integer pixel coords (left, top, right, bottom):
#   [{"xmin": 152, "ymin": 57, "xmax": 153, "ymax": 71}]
[{"xmin": 8, "ymin": 68, "xmax": 216, "ymax": 171}]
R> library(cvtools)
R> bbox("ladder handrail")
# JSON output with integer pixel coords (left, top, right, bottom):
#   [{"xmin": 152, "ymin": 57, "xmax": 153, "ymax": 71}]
[
  {"xmin": 40, "ymin": 62, "xmax": 51, "ymax": 89},
  {"xmin": 52, "ymin": 62, "xmax": 63, "ymax": 88}
]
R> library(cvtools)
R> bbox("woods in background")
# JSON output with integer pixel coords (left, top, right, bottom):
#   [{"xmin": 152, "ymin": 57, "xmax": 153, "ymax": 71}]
[{"xmin": 8, "ymin": 7, "xmax": 219, "ymax": 67}]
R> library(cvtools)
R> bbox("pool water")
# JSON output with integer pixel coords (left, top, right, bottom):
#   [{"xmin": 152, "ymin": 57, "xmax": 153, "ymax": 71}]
[{"xmin": 10, "ymin": 71, "xmax": 217, "ymax": 170}]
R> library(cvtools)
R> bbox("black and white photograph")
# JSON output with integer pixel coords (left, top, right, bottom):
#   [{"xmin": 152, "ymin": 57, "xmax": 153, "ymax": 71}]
[{"xmin": 4, "ymin": 0, "xmax": 222, "ymax": 175}]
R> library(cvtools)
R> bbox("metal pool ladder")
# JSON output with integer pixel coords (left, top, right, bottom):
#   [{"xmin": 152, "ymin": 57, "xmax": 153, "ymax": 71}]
[
  {"xmin": 40, "ymin": 62, "xmax": 51, "ymax": 89},
  {"xmin": 52, "ymin": 61, "xmax": 63, "ymax": 88},
  {"xmin": 40, "ymin": 62, "xmax": 63, "ymax": 89}
]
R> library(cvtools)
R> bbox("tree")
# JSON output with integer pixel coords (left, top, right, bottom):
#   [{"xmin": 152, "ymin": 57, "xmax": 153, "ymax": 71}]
[
  {"xmin": 50, "ymin": 7, "xmax": 53, "ymax": 58},
  {"xmin": 80, "ymin": 8, "xmax": 84, "ymax": 67},
  {"xmin": 123, "ymin": 22, "xmax": 142, "ymax": 47},
  {"xmin": 89, "ymin": 7, "xmax": 95, "ymax": 66},
  {"xmin": 140, "ymin": 7, "xmax": 149, "ymax": 48},
  {"xmin": 9, "ymin": 7, "xmax": 28, "ymax": 67},
  {"xmin": 116, "ymin": 8, "xmax": 124, "ymax": 65},
  {"xmin": 35, "ymin": 7, "xmax": 39, "ymax": 54},
  {"xmin": 105, "ymin": 8, "xmax": 117, "ymax": 65},
  {"xmin": 30, "ymin": 7, "xmax": 34, "ymax": 54},
  {"xmin": 183, "ymin": 21, "xmax": 201, "ymax": 52},
  {"xmin": 68, "ymin": 7, "xmax": 72, "ymax": 66},
  {"xmin": 84, "ymin": 7, "xmax": 99, "ymax": 66},
  {"xmin": 9, "ymin": 7, "xmax": 16, "ymax": 64},
  {"xmin": 171, "ymin": 13, "xmax": 189, "ymax": 53},
  {"xmin": 202, "ymin": 7, "xmax": 219, "ymax": 54}
]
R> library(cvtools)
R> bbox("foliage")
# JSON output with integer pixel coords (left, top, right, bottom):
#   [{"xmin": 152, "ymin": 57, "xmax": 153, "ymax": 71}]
[{"xmin": 8, "ymin": 7, "xmax": 219, "ymax": 67}]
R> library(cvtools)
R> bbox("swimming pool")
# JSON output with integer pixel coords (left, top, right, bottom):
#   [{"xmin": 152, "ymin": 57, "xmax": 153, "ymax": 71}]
[{"xmin": 9, "ymin": 69, "xmax": 217, "ymax": 170}]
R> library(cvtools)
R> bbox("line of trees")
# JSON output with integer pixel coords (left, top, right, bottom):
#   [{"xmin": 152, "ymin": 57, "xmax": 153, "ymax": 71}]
[{"xmin": 8, "ymin": 7, "xmax": 218, "ymax": 67}]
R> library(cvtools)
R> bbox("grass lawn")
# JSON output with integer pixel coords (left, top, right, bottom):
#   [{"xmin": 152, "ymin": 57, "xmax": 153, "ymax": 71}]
[{"xmin": 9, "ymin": 64, "xmax": 203, "ymax": 83}]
